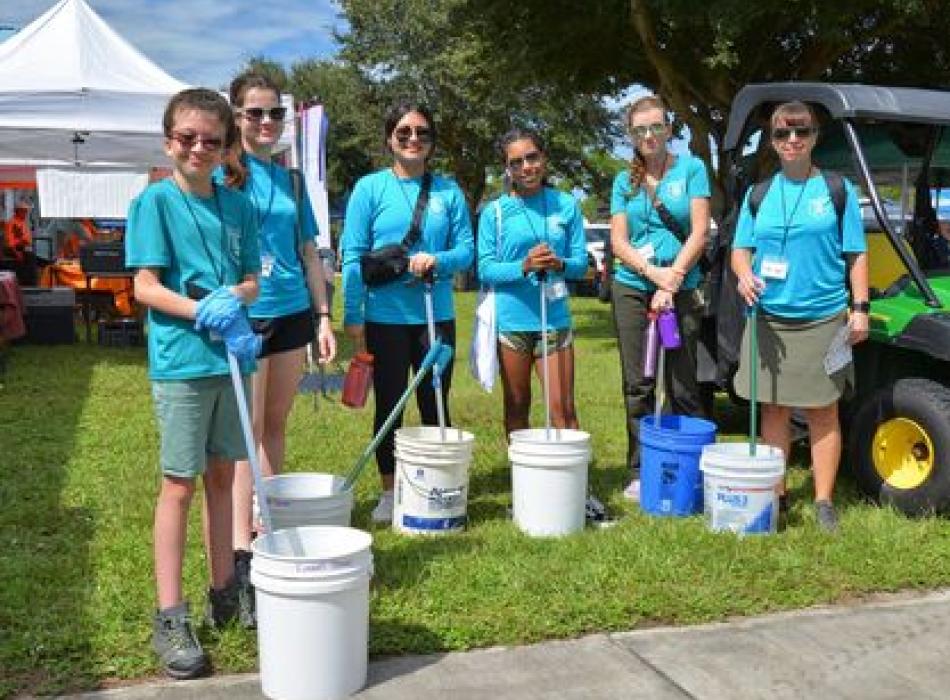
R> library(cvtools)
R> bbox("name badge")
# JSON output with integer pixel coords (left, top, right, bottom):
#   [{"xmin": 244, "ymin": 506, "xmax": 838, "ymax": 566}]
[
  {"xmin": 636, "ymin": 243, "xmax": 655, "ymax": 262},
  {"xmin": 261, "ymin": 253, "xmax": 275, "ymax": 278},
  {"xmin": 760, "ymin": 256, "xmax": 789, "ymax": 280},
  {"xmin": 545, "ymin": 280, "xmax": 568, "ymax": 301}
]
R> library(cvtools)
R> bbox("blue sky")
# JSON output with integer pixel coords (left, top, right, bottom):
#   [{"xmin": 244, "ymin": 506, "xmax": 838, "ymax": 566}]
[{"xmin": 2, "ymin": 0, "xmax": 343, "ymax": 87}]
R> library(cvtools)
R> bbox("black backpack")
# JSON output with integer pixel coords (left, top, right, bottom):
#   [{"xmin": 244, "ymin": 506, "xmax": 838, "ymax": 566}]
[{"xmin": 748, "ymin": 170, "xmax": 847, "ymax": 235}]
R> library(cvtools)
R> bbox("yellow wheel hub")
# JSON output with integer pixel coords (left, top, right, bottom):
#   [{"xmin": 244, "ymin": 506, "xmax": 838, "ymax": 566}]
[{"xmin": 872, "ymin": 417, "xmax": 934, "ymax": 489}]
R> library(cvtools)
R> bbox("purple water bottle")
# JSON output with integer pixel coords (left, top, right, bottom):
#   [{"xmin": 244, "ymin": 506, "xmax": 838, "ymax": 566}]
[
  {"xmin": 657, "ymin": 308, "xmax": 682, "ymax": 349},
  {"xmin": 643, "ymin": 312, "xmax": 659, "ymax": 378}
]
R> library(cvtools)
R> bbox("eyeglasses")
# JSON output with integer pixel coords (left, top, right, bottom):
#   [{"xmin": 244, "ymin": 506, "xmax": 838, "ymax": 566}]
[
  {"xmin": 169, "ymin": 131, "xmax": 224, "ymax": 152},
  {"xmin": 772, "ymin": 126, "xmax": 817, "ymax": 141},
  {"xmin": 507, "ymin": 151, "xmax": 543, "ymax": 172},
  {"xmin": 393, "ymin": 125, "xmax": 434, "ymax": 145},
  {"xmin": 238, "ymin": 106, "xmax": 288, "ymax": 123},
  {"xmin": 630, "ymin": 123, "xmax": 667, "ymax": 140}
]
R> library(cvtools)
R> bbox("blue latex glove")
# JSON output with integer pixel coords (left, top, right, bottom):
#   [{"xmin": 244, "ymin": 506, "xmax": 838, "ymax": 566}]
[
  {"xmin": 221, "ymin": 313, "xmax": 262, "ymax": 362},
  {"xmin": 194, "ymin": 286, "xmax": 243, "ymax": 333}
]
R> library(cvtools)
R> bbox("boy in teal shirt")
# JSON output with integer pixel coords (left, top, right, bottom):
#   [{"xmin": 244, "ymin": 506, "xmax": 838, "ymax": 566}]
[{"xmin": 125, "ymin": 88, "xmax": 261, "ymax": 679}]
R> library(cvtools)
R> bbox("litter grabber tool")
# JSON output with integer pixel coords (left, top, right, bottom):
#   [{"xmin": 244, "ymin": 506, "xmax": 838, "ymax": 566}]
[
  {"xmin": 537, "ymin": 270, "xmax": 559, "ymax": 440},
  {"xmin": 748, "ymin": 304, "xmax": 759, "ymax": 456},
  {"xmin": 340, "ymin": 339, "xmax": 454, "ymax": 492},
  {"xmin": 187, "ymin": 283, "xmax": 273, "ymax": 535},
  {"xmin": 422, "ymin": 272, "xmax": 448, "ymax": 441}
]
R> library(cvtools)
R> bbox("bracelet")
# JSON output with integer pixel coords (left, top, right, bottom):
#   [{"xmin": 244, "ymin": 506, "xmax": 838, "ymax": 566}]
[{"xmin": 851, "ymin": 301, "xmax": 870, "ymax": 313}]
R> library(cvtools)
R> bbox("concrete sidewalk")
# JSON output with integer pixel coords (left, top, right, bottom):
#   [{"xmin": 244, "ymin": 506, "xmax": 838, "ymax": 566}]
[{"xmin": 67, "ymin": 589, "xmax": 950, "ymax": 699}]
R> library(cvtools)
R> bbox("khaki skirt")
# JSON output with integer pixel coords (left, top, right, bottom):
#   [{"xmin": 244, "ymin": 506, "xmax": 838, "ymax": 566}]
[{"xmin": 733, "ymin": 311, "xmax": 851, "ymax": 408}]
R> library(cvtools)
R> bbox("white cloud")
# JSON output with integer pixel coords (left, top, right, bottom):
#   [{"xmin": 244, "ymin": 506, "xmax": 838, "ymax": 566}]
[{"xmin": 1, "ymin": 0, "xmax": 342, "ymax": 86}]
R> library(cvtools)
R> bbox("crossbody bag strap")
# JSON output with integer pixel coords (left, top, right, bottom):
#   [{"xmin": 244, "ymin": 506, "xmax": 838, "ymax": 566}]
[
  {"xmin": 289, "ymin": 167, "xmax": 307, "ymax": 263},
  {"xmin": 644, "ymin": 179, "xmax": 687, "ymax": 243},
  {"xmin": 401, "ymin": 172, "xmax": 432, "ymax": 250}
]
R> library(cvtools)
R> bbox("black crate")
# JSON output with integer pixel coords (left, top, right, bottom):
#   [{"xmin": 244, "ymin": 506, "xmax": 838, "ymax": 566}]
[
  {"xmin": 98, "ymin": 318, "xmax": 143, "ymax": 347},
  {"xmin": 80, "ymin": 242, "xmax": 129, "ymax": 275},
  {"xmin": 21, "ymin": 287, "xmax": 76, "ymax": 344}
]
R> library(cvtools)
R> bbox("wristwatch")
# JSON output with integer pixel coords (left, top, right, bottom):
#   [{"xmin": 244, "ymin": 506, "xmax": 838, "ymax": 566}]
[{"xmin": 851, "ymin": 301, "xmax": 871, "ymax": 313}]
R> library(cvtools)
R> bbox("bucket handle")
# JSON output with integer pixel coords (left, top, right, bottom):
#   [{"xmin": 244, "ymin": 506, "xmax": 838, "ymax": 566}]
[{"xmin": 398, "ymin": 462, "xmax": 465, "ymax": 504}]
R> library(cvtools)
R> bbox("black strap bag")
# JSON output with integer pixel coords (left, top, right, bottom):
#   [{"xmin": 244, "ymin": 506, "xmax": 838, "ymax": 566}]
[{"xmin": 360, "ymin": 173, "xmax": 432, "ymax": 286}]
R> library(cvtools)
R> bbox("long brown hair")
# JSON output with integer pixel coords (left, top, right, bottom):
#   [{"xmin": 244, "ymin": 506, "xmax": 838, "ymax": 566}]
[
  {"xmin": 626, "ymin": 95, "xmax": 670, "ymax": 194},
  {"xmin": 224, "ymin": 71, "xmax": 282, "ymax": 189}
]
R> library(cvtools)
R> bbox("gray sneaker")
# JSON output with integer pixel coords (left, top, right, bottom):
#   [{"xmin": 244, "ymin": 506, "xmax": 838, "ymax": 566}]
[
  {"xmin": 206, "ymin": 577, "xmax": 240, "ymax": 629},
  {"xmin": 152, "ymin": 602, "xmax": 209, "ymax": 680},
  {"xmin": 234, "ymin": 550, "xmax": 256, "ymax": 629},
  {"xmin": 815, "ymin": 500, "xmax": 839, "ymax": 533}
]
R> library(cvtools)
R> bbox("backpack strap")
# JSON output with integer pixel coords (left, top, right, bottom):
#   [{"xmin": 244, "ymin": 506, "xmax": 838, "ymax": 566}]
[
  {"xmin": 748, "ymin": 175, "xmax": 774, "ymax": 219},
  {"xmin": 821, "ymin": 170, "xmax": 846, "ymax": 236}
]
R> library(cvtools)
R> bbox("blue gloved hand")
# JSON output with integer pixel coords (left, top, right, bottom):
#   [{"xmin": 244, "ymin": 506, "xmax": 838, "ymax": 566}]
[
  {"xmin": 194, "ymin": 286, "xmax": 243, "ymax": 333},
  {"xmin": 221, "ymin": 313, "xmax": 262, "ymax": 362}
]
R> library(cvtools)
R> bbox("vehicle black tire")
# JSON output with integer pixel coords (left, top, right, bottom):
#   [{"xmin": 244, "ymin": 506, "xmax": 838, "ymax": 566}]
[{"xmin": 848, "ymin": 378, "xmax": 950, "ymax": 515}]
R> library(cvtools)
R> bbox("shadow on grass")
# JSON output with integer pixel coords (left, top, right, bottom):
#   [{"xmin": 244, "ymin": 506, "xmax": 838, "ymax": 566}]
[{"xmin": 0, "ymin": 343, "xmax": 97, "ymax": 696}]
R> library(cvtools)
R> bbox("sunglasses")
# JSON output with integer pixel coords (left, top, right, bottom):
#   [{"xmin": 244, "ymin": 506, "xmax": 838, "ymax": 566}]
[
  {"xmin": 772, "ymin": 126, "xmax": 817, "ymax": 141},
  {"xmin": 169, "ymin": 131, "xmax": 224, "ymax": 152},
  {"xmin": 507, "ymin": 151, "xmax": 543, "ymax": 172},
  {"xmin": 239, "ymin": 106, "xmax": 288, "ymax": 123},
  {"xmin": 393, "ymin": 125, "xmax": 434, "ymax": 145},
  {"xmin": 630, "ymin": 122, "xmax": 667, "ymax": 140}
]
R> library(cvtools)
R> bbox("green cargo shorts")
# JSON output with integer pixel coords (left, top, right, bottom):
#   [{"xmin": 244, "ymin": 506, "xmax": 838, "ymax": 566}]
[{"xmin": 151, "ymin": 374, "xmax": 251, "ymax": 478}]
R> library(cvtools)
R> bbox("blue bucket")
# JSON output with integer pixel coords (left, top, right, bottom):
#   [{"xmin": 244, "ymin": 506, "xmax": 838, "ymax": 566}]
[{"xmin": 639, "ymin": 415, "xmax": 717, "ymax": 516}]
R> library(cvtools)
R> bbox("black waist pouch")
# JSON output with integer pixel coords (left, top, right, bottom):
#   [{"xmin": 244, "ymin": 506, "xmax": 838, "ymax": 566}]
[{"xmin": 360, "ymin": 243, "xmax": 410, "ymax": 286}]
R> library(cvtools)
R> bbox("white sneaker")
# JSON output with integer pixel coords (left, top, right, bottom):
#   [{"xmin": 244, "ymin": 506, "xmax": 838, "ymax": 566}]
[
  {"xmin": 623, "ymin": 479, "xmax": 641, "ymax": 503},
  {"xmin": 371, "ymin": 490, "xmax": 394, "ymax": 524}
]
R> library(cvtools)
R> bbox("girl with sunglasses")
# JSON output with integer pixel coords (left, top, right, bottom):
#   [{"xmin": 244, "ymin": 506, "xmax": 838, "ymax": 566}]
[
  {"xmin": 222, "ymin": 71, "xmax": 336, "ymax": 622},
  {"xmin": 341, "ymin": 101, "xmax": 474, "ymax": 524},
  {"xmin": 609, "ymin": 95, "xmax": 712, "ymax": 503},
  {"xmin": 731, "ymin": 101, "xmax": 868, "ymax": 533},
  {"xmin": 477, "ymin": 129, "xmax": 587, "ymax": 440}
]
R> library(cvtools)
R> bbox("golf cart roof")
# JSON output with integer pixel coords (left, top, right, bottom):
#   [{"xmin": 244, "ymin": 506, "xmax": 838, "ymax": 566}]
[{"xmin": 724, "ymin": 83, "xmax": 950, "ymax": 151}]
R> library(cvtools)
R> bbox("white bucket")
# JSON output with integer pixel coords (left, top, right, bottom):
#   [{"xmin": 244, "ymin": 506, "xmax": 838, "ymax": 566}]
[
  {"xmin": 251, "ymin": 526, "xmax": 373, "ymax": 700},
  {"xmin": 393, "ymin": 426, "xmax": 475, "ymax": 535},
  {"xmin": 264, "ymin": 473, "xmax": 353, "ymax": 532},
  {"xmin": 508, "ymin": 428, "xmax": 591, "ymax": 537},
  {"xmin": 700, "ymin": 443, "xmax": 786, "ymax": 535}
]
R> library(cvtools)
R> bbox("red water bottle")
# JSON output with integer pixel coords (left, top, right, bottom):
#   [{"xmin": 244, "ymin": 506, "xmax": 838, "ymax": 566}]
[{"xmin": 342, "ymin": 352, "xmax": 374, "ymax": 408}]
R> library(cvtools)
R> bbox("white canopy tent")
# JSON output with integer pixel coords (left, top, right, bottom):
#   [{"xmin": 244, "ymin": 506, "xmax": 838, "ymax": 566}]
[{"xmin": 0, "ymin": 0, "xmax": 188, "ymax": 168}]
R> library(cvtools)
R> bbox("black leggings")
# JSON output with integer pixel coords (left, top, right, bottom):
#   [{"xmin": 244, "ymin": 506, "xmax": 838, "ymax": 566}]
[{"xmin": 365, "ymin": 320, "xmax": 455, "ymax": 476}]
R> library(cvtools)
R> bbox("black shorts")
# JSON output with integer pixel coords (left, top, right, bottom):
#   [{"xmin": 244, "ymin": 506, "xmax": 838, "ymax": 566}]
[{"xmin": 250, "ymin": 308, "xmax": 314, "ymax": 358}]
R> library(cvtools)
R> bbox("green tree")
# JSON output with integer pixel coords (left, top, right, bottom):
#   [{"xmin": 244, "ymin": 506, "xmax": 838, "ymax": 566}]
[{"xmin": 467, "ymin": 0, "xmax": 950, "ymax": 215}]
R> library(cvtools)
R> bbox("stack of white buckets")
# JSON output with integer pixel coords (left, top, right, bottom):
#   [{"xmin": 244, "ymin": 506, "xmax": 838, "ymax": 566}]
[{"xmin": 509, "ymin": 428, "xmax": 592, "ymax": 537}]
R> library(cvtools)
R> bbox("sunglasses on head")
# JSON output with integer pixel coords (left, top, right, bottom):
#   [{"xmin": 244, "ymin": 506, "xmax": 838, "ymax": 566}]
[
  {"xmin": 772, "ymin": 126, "xmax": 817, "ymax": 141},
  {"xmin": 393, "ymin": 125, "xmax": 434, "ymax": 145},
  {"xmin": 239, "ymin": 106, "xmax": 288, "ymax": 122},
  {"xmin": 169, "ymin": 131, "xmax": 223, "ymax": 152},
  {"xmin": 507, "ymin": 151, "xmax": 543, "ymax": 172},
  {"xmin": 630, "ymin": 122, "xmax": 666, "ymax": 140}
]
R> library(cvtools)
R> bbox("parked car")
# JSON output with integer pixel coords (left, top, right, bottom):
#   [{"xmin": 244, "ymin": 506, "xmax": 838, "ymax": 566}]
[{"xmin": 571, "ymin": 222, "xmax": 610, "ymax": 297}]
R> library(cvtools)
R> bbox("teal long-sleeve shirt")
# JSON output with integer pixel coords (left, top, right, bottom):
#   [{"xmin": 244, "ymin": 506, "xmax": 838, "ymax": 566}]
[
  {"xmin": 341, "ymin": 169, "xmax": 474, "ymax": 326},
  {"xmin": 477, "ymin": 188, "xmax": 587, "ymax": 332}
]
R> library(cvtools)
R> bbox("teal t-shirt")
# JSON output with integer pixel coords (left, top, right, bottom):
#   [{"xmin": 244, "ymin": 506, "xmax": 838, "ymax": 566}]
[
  {"xmin": 733, "ymin": 172, "xmax": 866, "ymax": 319},
  {"xmin": 217, "ymin": 155, "xmax": 316, "ymax": 319},
  {"xmin": 609, "ymin": 153, "xmax": 710, "ymax": 292},
  {"xmin": 476, "ymin": 188, "xmax": 588, "ymax": 333},
  {"xmin": 126, "ymin": 178, "xmax": 261, "ymax": 380},
  {"xmin": 341, "ymin": 169, "xmax": 474, "ymax": 326}
]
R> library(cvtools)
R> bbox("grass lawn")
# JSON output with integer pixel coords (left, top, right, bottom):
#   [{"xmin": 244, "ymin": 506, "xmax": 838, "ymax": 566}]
[{"xmin": 3, "ymin": 292, "xmax": 950, "ymax": 696}]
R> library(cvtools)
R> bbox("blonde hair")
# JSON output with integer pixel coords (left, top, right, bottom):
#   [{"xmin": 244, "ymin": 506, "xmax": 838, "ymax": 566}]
[
  {"xmin": 626, "ymin": 95, "xmax": 670, "ymax": 192},
  {"xmin": 770, "ymin": 100, "xmax": 818, "ymax": 129}
]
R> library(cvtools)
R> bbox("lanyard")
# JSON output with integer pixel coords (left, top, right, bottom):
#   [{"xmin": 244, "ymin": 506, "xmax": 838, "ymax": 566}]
[
  {"xmin": 247, "ymin": 158, "xmax": 276, "ymax": 230},
  {"xmin": 778, "ymin": 171, "xmax": 810, "ymax": 255},
  {"xmin": 177, "ymin": 182, "xmax": 228, "ymax": 286},
  {"xmin": 517, "ymin": 187, "xmax": 549, "ymax": 245}
]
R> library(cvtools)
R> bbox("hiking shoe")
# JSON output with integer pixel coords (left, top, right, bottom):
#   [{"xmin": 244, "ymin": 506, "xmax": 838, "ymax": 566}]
[
  {"xmin": 622, "ymin": 479, "xmax": 641, "ymax": 503},
  {"xmin": 815, "ymin": 500, "xmax": 839, "ymax": 533},
  {"xmin": 371, "ymin": 490, "xmax": 394, "ymax": 524},
  {"xmin": 234, "ymin": 550, "xmax": 256, "ymax": 629},
  {"xmin": 152, "ymin": 602, "xmax": 209, "ymax": 680},
  {"xmin": 205, "ymin": 577, "xmax": 240, "ymax": 629},
  {"xmin": 585, "ymin": 494, "xmax": 607, "ymax": 522}
]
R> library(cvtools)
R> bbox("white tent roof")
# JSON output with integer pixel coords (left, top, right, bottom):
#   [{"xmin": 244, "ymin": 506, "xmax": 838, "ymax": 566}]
[{"xmin": 0, "ymin": 0, "xmax": 189, "ymax": 166}]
